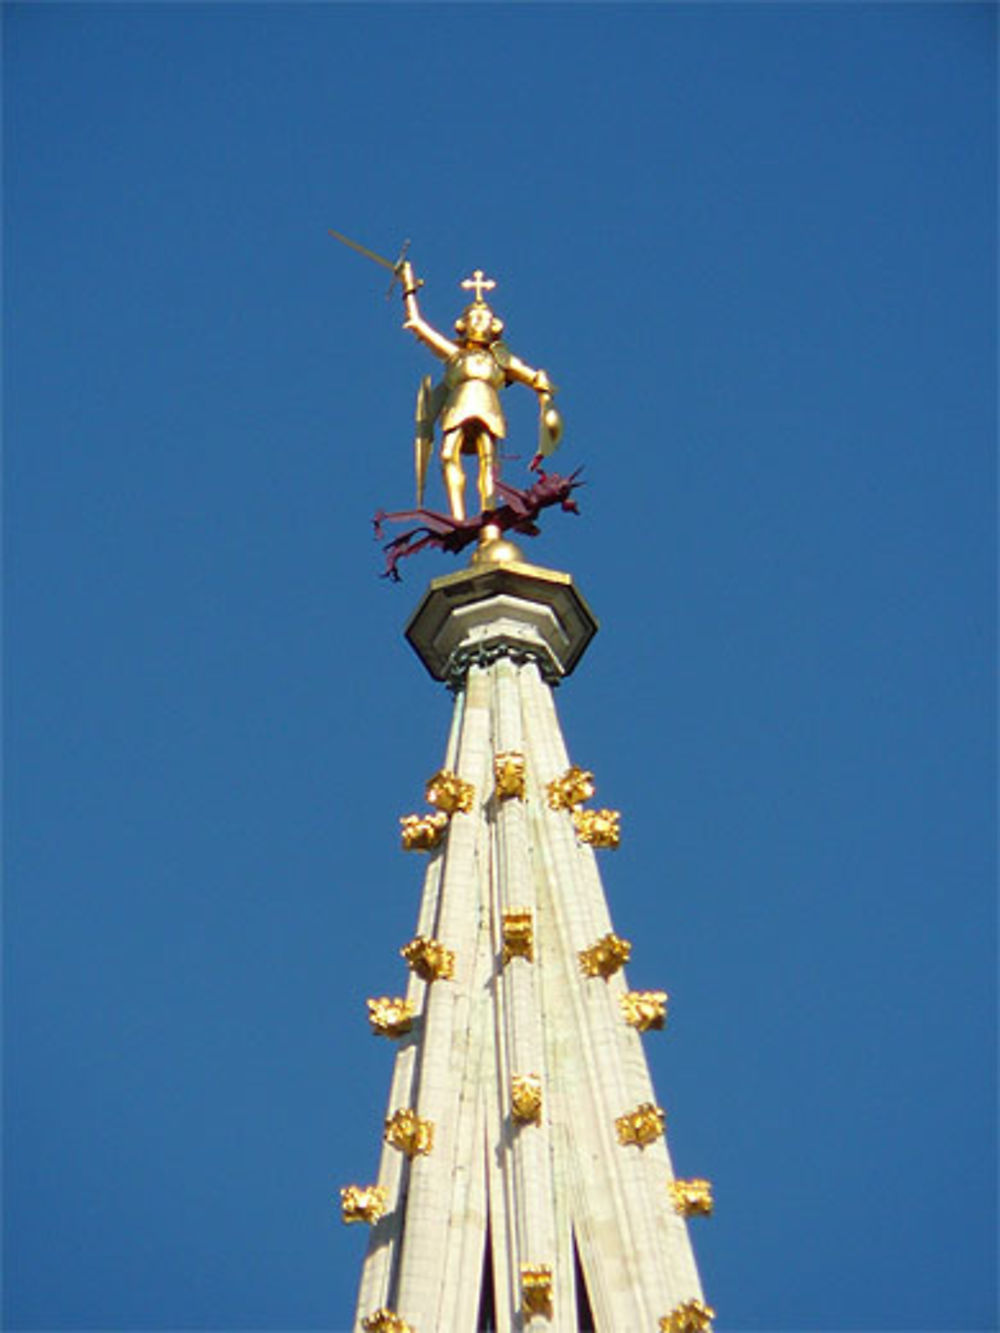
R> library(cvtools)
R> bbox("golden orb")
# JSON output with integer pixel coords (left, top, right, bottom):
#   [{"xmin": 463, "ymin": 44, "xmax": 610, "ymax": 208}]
[{"xmin": 471, "ymin": 523, "xmax": 522, "ymax": 567}]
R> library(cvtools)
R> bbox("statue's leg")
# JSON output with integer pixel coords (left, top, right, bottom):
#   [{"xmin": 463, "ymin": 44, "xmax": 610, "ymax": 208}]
[
  {"xmin": 476, "ymin": 432, "xmax": 496, "ymax": 512},
  {"xmin": 440, "ymin": 429, "xmax": 466, "ymax": 521}
]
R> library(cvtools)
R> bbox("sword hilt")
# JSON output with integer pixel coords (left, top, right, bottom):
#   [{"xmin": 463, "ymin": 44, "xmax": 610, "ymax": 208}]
[{"xmin": 385, "ymin": 239, "xmax": 413, "ymax": 299}]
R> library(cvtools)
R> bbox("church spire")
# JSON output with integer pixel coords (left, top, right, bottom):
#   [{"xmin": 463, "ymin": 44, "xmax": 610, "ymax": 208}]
[{"xmin": 331, "ymin": 244, "xmax": 713, "ymax": 1331}]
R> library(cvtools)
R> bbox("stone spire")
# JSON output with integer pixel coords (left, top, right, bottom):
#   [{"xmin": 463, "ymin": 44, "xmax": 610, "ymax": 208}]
[{"xmin": 341, "ymin": 537, "xmax": 713, "ymax": 1333}]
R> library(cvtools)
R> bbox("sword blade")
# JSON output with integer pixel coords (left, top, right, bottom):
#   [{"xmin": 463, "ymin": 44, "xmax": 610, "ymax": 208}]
[{"xmin": 328, "ymin": 227, "xmax": 397, "ymax": 273}]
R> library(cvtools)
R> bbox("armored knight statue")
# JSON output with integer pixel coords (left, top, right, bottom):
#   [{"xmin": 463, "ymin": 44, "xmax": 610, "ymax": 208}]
[{"xmin": 397, "ymin": 262, "xmax": 562, "ymax": 520}]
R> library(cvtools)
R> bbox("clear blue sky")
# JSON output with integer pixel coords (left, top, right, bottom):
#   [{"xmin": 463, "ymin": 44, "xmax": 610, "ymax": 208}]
[{"xmin": 4, "ymin": 4, "xmax": 996, "ymax": 1330}]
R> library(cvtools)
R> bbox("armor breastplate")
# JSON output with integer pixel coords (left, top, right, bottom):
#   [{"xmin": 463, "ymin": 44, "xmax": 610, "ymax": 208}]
[
  {"xmin": 443, "ymin": 348, "xmax": 504, "ymax": 390},
  {"xmin": 440, "ymin": 347, "xmax": 506, "ymax": 437}
]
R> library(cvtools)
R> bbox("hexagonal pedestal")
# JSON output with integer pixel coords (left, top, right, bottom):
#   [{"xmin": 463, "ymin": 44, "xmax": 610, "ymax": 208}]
[{"xmin": 405, "ymin": 557, "xmax": 598, "ymax": 686}]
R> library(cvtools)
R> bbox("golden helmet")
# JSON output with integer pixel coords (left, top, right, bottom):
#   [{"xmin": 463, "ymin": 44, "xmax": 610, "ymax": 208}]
[{"xmin": 455, "ymin": 301, "xmax": 504, "ymax": 343}]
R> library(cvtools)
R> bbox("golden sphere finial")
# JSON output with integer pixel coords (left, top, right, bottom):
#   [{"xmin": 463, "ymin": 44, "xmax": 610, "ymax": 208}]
[{"xmin": 470, "ymin": 523, "xmax": 521, "ymax": 567}]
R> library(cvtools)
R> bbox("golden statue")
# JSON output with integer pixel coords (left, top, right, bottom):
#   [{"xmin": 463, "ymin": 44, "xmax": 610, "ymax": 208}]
[
  {"xmin": 398, "ymin": 262, "xmax": 560, "ymax": 519},
  {"xmin": 328, "ymin": 230, "xmax": 565, "ymax": 523}
]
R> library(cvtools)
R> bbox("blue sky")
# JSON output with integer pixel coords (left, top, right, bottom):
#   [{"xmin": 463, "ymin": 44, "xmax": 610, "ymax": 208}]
[{"xmin": 4, "ymin": 4, "xmax": 996, "ymax": 1330}]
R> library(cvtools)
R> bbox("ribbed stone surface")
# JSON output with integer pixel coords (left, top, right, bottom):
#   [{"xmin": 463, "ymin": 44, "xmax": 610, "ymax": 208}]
[{"xmin": 354, "ymin": 566, "xmax": 704, "ymax": 1332}]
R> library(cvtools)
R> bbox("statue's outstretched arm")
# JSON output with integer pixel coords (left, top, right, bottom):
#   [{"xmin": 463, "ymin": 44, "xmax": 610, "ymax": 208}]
[
  {"xmin": 501, "ymin": 349, "xmax": 556, "ymax": 397},
  {"xmin": 498, "ymin": 347, "xmax": 562, "ymax": 470},
  {"xmin": 399, "ymin": 261, "xmax": 456, "ymax": 361}
]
